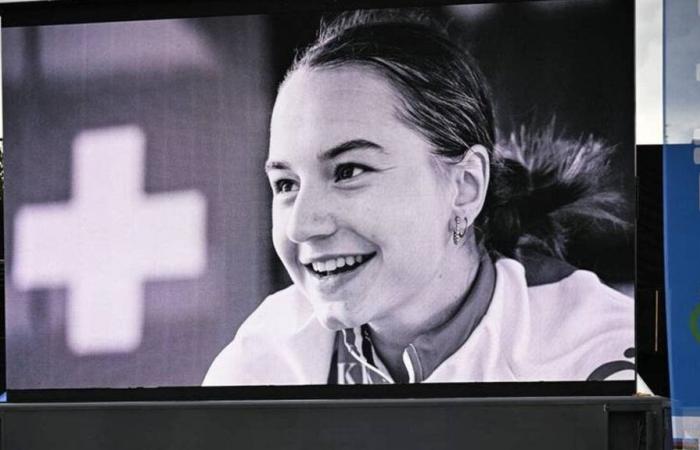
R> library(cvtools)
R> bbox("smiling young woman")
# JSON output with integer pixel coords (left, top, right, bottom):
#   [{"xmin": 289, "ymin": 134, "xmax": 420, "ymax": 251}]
[{"xmin": 203, "ymin": 10, "xmax": 634, "ymax": 386}]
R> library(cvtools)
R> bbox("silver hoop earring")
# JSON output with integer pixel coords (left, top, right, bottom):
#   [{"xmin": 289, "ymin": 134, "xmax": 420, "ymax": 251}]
[{"xmin": 452, "ymin": 216, "xmax": 468, "ymax": 245}]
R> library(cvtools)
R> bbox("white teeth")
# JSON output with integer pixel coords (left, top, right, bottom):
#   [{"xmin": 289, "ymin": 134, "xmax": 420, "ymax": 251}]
[{"xmin": 307, "ymin": 254, "xmax": 371, "ymax": 274}]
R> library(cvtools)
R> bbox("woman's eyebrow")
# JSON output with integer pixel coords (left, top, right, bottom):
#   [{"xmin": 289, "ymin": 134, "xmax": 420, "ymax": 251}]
[
  {"xmin": 264, "ymin": 160, "xmax": 290, "ymax": 173},
  {"xmin": 264, "ymin": 139, "xmax": 385, "ymax": 173},
  {"xmin": 319, "ymin": 139, "xmax": 386, "ymax": 161}
]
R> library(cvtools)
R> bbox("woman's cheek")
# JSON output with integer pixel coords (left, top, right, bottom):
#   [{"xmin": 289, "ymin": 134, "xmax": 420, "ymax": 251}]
[{"xmin": 271, "ymin": 209, "xmax": 292, "ymax": 261}]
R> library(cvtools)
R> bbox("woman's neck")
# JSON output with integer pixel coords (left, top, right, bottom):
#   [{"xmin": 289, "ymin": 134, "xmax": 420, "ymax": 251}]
[{"xmin": 368, "ymin": 237, "xmax": 482, "ymax": 382}]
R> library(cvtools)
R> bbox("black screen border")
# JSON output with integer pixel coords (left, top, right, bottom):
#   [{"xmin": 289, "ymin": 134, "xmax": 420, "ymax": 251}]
[
  {"xmin": 0, "ymin": 0, "xmax": 595, "ymax": 28},
  {"xmin": 7, "ymin": 381, "xmax": 634, "ymax": 403}
]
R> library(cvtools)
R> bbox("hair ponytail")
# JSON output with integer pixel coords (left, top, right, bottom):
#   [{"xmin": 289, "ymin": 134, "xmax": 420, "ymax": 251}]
[{"xmin": 479, "ymin": 124, "xmax": 629, "ymax": 261}]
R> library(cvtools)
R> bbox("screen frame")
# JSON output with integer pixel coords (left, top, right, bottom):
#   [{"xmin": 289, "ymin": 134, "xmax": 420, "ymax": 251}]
[{"xmin": 0, "ymin": 0, "xmax": 638, "ymax": 402}]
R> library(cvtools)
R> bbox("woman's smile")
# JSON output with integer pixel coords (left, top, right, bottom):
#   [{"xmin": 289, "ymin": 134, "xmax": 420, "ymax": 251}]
[
  {"xmin": 301, "ymin": 252, "xmax": 378, "ymax": 297},
  {"xmin": 304, "ymin": 252, "xmax": 376, "ymax": 278}
]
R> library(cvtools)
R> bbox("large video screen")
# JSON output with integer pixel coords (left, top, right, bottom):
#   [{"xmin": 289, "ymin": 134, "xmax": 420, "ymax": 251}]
[{"xmin": 3, "ymin": 0, "xmax": 635, "ymax": 395}]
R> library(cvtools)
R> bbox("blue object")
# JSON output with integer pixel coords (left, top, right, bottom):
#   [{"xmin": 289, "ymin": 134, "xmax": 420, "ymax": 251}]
[{"xmin": 663, "ymin": 144, "xmax": 700, "ymax": 417}]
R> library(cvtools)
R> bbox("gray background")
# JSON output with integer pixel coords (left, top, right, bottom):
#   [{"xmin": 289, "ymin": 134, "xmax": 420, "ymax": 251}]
[
  {"xmin": 664, "ymin": 0, "xmax": 700, "ymax": 143},
  {"xmin": 4, "ymin": 16, "xmax": 276, "ymax": 388}
]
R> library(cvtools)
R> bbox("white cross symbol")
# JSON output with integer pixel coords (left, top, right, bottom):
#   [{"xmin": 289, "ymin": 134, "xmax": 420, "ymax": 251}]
[{"xmin": 13, "ymin": 125, "xmax": 207, "ymax": 355}]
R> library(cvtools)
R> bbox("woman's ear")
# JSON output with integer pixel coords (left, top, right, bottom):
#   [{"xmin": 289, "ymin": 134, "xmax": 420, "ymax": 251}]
[{"xmin": 451, "ymin": 145, "xmax": 490, "ymax": 224}]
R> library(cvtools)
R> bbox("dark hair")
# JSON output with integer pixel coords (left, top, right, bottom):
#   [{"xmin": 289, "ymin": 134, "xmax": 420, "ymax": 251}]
[
  {"xmin": 292, "ymin": 10, "xmax": 495, "ymax": 155},
  {"xmin": 288, "ymin": 10, "xmax": 627, "ymax": 261}
]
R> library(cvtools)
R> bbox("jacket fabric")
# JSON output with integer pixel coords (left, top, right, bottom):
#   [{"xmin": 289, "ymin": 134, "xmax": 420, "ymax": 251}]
[{"xmin": 203, "ymin": 258, "xmax": 634, "ymax": 386}]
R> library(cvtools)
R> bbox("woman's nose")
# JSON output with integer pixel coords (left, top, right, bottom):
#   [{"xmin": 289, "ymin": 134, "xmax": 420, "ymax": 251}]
[{"xmin": 286, "ymin": 185, "xmax": 336, "ymax": 244}]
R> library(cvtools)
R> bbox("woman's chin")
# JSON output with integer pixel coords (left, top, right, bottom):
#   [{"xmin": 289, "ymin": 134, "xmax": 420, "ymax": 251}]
[{"xmin": 312, "ymin": 307, "xmax": 364, "ymax": 331}]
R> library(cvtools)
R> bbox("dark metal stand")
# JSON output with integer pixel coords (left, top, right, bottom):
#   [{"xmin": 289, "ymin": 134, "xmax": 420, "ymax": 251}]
[{"xmin": 0, "ymin": 396, "xmax": 670, "ymax": 449}]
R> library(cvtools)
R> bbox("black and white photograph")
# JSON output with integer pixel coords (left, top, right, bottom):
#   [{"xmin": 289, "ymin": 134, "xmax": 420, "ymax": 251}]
[{"xmin": 3, "ymin": 0, "xmax": 635, "ymax": 391}]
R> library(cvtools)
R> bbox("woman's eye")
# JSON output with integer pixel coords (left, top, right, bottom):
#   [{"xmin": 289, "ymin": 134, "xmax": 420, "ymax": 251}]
[
  {"xmin": 274, "ymin": 179, "xmax": 298, "ymax": 194},
  {"xmin": 334, "ymin": 163, "xmax": 369, "ymax": 182}
]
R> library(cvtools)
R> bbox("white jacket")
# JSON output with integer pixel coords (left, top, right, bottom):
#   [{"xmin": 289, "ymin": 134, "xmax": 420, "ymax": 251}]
[{"xmin": 203, "ymin": 258, "xmax": 634, "ymax": 385}]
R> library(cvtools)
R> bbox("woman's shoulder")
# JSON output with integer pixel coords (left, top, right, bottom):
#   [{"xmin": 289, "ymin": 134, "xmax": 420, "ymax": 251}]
[
  {"xmin": 202, "ymin": 285, "xmax": 335, "ymax": 386},
  {"xmin": 520, "ymin": 256, "xmax": 633, "ymax": 317},
  {"xmin": 496, "ymin": 255, "xmax": 633, "ymax": 311},
  {"xmin": 490, "ymin": 257, "xmax": 634, "ymax": 380}
]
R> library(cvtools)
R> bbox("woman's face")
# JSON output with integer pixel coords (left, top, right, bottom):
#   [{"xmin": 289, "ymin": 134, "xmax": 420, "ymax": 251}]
[{"xmin": 266, "ymin": 67, "xmax": 456, "ymax": 330}]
